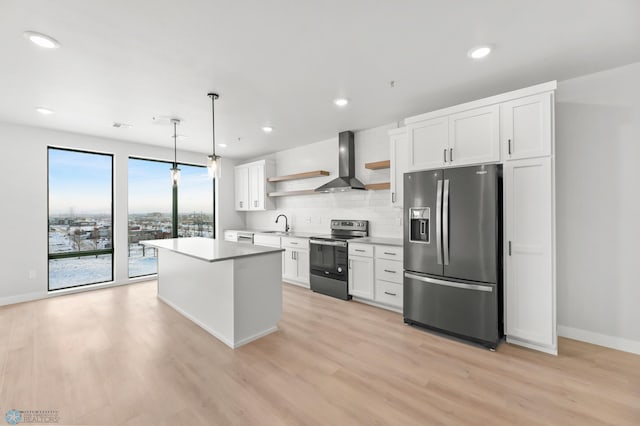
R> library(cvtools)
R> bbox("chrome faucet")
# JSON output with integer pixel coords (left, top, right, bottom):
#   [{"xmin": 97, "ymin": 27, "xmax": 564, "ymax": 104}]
[{"xmin": 275, "ymin": 214, "xmax": 290, "ymax": 233}]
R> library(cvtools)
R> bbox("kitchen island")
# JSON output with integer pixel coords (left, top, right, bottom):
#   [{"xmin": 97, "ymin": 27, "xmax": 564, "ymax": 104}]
[{"xmin": 141, "ymin": 237, "xmax": 284, "ymax": 349}]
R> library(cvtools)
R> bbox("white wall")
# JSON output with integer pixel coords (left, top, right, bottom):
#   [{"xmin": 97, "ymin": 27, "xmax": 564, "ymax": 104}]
[
  {"xmin": 0, "ymin": 122, "xmax": 235, "ymax": 305},
  {"xmin": 556, "ymin": 62, "xmax": 640, "ymax": 353},
  {"xmin": 244, "ymin": 123, "xmax": 403, "ymax": 237}
]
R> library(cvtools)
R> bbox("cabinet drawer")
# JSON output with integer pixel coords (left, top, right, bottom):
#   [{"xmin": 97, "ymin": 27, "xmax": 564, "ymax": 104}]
[
  {"xmin": 282, "ymin": 237, "xmax": 309, "ymax": 250},
  {"xmin": 375, "ymin": 259, "xmax": 403, "ymax": 284},
  {"xmin": 375, "ymin": 280, "xmax": 403, "ymax": 308},
  {"xmin": 375, "ymin": 246, "xmax": 403, "ymax": 261},
  {"xmin": 349, "ymin": 243, "xmax": 374, "ymax": 257}
]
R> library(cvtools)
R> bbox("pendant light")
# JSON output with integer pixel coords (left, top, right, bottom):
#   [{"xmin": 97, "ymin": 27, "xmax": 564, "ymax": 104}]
[
  {"xmin": 207, "ymin": 92, "xmax": 221, "ymax": 179},
  {"xmin": 170, "ymin": 118, "xmax": 181, "ymax": 186}
]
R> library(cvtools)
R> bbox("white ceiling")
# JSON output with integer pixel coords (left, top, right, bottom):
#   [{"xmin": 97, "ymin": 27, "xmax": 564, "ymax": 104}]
[{"xmin": 1, "ymin": 1, "xmax": 639, "ymax": 159}]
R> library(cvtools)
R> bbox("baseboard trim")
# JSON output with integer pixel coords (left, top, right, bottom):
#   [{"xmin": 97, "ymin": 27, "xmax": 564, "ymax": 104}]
[
  {"xmin": 558, "ymin": 325, "xmax": 640, "ymax": 355},
  {"xmin": 0, "ymin": 276, "xmax": 154, "ymax": 307},
  {"xmin": 506, "ymin": 336, "xmax": 558, "ymax": 355}
]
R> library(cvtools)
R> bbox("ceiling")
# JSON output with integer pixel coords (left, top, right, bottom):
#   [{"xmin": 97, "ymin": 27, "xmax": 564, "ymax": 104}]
[{"xmin": 1, "ymin": 1, "xmax": 639, "ymax": 159}]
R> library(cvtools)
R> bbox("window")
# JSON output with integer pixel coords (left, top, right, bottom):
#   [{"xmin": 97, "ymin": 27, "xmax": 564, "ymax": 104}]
[
  {"xmin": 128, "ymin": 159, "xmax": 214, "ymax": 278},
  {"xmin": 128, "ymin": 158, "xmax": 173, "ymax": 278},
  {"xmin": 48, "ymin": 148, "xmax": 113, "ymax": 290},
  {"xmin": 178, "ymin": 164, "xmax": 214, "ymax": 238}
]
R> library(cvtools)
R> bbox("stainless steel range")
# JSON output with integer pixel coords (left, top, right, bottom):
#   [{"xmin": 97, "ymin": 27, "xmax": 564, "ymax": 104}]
[{"xmin": 309, "ymin": 220, "xmax": 369, "ymax": 300}]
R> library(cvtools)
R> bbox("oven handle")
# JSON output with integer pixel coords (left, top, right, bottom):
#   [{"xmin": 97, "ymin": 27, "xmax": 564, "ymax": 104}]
[{"xmin": 310, "ymin": 239, "xmax": 347, "ymax": 247}]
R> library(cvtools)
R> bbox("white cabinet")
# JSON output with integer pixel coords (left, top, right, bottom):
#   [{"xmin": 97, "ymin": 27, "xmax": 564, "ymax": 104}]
[
  {"xmin": 253, "ymin": 234, "xmax": 281, "ymax": 248},
  {"xmin": 374, "ymin": 246, "xmax": 403, "ymax": 309},
  {"xmin": 407, "ymin": 116, "xmax": 448, "ymax": 171},
  {"xmin": 349, "ymin": 255, "xmax": 374, "ymax": 299},
  {"xmin": 234, "ymin": 167, "xmax": 249, "ymax": 210},
  {"xmin": 449, "ymin": 104, "xmax": 500, "ymax": 166},
  {"xmin": 407, "ymin": 105, "xmax": 499, "ymax": 172},
  {"xmin": 501, "ymin": 92, "xmax": 553, "ymax": 160},
  {"xmin": 389, "ymin": 128, "xmax": 408, "ymax": 208},
  {"xmin": 282, "ymin": 237, "xmax": 309, "ymax": 287},
  {"xmin": 234, "ymin": 160, "xmax": 275, "ymax": 211},
  {"xmin": 504, "ymin": 157, "xmax": 556, "ymax": 353}
]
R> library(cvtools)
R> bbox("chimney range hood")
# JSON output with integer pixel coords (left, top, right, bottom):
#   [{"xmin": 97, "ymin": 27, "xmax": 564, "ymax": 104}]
[{"xmin": 315, "ymin": 131, "xmax": 366, "ymax": 193}]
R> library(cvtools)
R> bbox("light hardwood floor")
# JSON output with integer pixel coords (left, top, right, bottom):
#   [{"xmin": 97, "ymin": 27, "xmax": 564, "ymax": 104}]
[{"xmin": 0, "ymin": 281, "xmax": 639, "ymax": 425}]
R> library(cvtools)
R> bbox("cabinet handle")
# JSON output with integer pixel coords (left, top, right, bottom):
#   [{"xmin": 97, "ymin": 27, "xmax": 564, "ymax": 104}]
[
  {"xmin": 383, "ymin": 252, "xmax": 396, "ymax": 256},
  {"xmin": 449, "ymin": 148, "xmax": 453, "ymax": 162},
  {"xmin": 383, "ymin": 269, "xmax": 397, "ymax": 274},
  {"xmin": 443, "ymin": 148, "xmax": 447, "ymax": 163},
  {"xmin": 508, "ymin": 139, "xmax": 512, "ymax": 155},
  {"xmin": 391, "ymin": 192, "xmax": 395, "ymax": 203},
  {"xmin": 348, "ymin": 259, "xmax": 352, "ymax": 269},
  {"xmin": 355, "ymin": 249, "xmax": 365, "ymax": 252},
  {"xmin": 508, "ymin": 241, "xmax": 512, "ymax": 256},
  {"xmin": 240, "ymin": 201, "xmax": 243, "ymax": 208},
  {"xmin": 294, "ymin": 251, "xmax": 297, "ymax": 260},
  {"xmin": 384, "ymin": 291, "xmax": 397, "ymax": 296}
]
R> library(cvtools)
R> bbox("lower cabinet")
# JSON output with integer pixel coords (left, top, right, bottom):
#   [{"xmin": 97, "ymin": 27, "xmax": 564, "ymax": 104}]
[
  {"xmin": 348, "ymin": 255, "xmax": 374, "ymax": 299},
  {"xmin": 282, "ymin": 237, "xmax": 310, "ymax": 287},
  {"xmin": 348, "ymin": 243, "xmax": 404, "ymax": 311}
]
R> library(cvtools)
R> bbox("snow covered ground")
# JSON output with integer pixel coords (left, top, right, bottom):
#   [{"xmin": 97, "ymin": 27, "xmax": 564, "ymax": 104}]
[{"xmin": 49, "ymin": 255, "xmax": 112, "ymax": 290}]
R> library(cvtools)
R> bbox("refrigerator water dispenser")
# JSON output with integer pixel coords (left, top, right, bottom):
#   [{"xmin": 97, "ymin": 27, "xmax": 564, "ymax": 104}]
[{"xmin": 409, "ymin": 207, "xmax": 430, "ymax": 243}]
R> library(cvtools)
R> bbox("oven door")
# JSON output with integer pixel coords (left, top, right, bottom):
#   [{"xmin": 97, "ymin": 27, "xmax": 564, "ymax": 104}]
[{"xmin": 309, "ymin": 240, "xmax": 347, "ymax": 281}]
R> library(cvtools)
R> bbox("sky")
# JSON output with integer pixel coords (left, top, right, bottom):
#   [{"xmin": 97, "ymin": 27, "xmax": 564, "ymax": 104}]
[{"xmin": 48, "ymin": 149, "xmax": 214, "ymax": 216}]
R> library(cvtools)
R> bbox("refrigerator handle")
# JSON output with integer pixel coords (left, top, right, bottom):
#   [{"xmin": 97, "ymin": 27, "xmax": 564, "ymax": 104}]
[
  {"xmin": 443, "ymin": 179, "xmax": 450, "ymax": 265},
  {"xmin": 436, "ymin": 179, "xmax": 443, "ymax": 265}
]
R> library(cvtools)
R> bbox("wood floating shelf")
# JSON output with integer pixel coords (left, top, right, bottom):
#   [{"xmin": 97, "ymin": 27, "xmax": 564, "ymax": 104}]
[
  {"xmin": 267, "ymin": 170, "xmax": 329, "ymax": 183},
  {"xmin": 365, "ymin": 182, "xmax": 391, "ymax": 191},
  {"xmin": 268, "ymin": 189, "xmax": 318, "ymax": 197},
  {"xmin": 364, "ymin": 160, "xmax": 391, "ymax": 170}
]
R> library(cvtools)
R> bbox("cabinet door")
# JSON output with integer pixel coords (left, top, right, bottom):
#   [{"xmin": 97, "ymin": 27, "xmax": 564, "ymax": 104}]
[
  {"xmin": 448, "ymin": 104, "xmax": 500, "ymax": 166},
  {"xmin": 407, "ymin": 117, "xmax": 448, "ymax": 171},
  {"xmin": 295, "ymin": 249, "xmax": 310, "ymax": 285},
  {"xmin": 504, "ymin": 157, "xmax": 555, "ymax": 351},
  {"xmin": 234, "ymin": 166, "xmax": 249, "ymax": 211},
  {"xmin": 348, "ymin": 255, "xmax": 374, "ymax": 299},
  {"xmin": 501, "ymin": 92, "xmax": 552, "ymax": 160},
  {"xmin": 283, "ymin": 248, "xmax": 297, "ymax": 282},
  {"xmin": 248, "ymin": 163, "xmax": 265, "ymax": 210},
  {"xmin": 390, "ymin": 131, "xmax": 408, "ymax": 208}
]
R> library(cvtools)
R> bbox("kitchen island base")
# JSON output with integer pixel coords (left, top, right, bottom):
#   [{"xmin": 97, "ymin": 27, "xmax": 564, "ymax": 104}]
[{"xmin": 156, "ymin": 247, "xmax": 282, "ymax": 349}]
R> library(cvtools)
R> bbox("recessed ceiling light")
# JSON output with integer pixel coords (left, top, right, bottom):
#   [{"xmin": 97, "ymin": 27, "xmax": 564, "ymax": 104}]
[
  {"xmin": 35, "ymin": 107, "xmax": 54, "ymax": 115},
  {"xmin": 218, "ymin": 143, "xmax": 228, "ymax": 148},
  {"xmin": 23, "ymin": 31, "xmax": 60, "ymax": 49},
  {"xmin": 262, "ymin": 126, "xmax": 273, "ymax": 133},
  {"xmin": 334, "ymin": 98, "xmax": 349, "ymax": 107},
  {"xmin": 468, "ymin": 45, "xmax": 492, "ymax": 59}
]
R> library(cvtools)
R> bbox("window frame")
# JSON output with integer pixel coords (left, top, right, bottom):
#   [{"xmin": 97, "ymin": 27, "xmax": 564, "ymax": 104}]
[{"xmin": 47, "ymin": 146, "xmax": 115, "ymax": 291}]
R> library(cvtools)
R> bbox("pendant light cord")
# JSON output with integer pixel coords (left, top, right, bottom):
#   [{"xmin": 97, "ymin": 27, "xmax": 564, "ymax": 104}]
[{"xmin": 173, "ymin": 120, "xmax": 178, "ymax": 166}]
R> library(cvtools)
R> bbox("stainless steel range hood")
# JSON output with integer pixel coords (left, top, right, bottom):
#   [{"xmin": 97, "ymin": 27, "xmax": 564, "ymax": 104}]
[{"xmin": 315, "ymin": 131, "xmax": 366, "ymax": 193}]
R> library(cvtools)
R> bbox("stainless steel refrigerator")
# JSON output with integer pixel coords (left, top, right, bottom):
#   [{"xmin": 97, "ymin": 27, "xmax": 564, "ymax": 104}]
[{"xmin": 403, "ymin": 164, "xmax": 502, "ymax": 349}]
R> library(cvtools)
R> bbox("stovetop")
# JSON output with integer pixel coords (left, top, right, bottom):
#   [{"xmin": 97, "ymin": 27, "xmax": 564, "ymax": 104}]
[{"xmin": 310, "ymin": 219, "xmax": 369, "ymax": 242}]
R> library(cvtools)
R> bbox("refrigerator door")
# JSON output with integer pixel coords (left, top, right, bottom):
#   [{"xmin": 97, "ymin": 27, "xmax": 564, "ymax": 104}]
[
  {"xmin": 404, "ymin": 271, "xmax": 499, "ymax": 346},
  {"xmin": 442, "ymin": 164, "xmax": 500, "ymax": 284},
  {"xmin": 404, "ymin": 170, "xmax": 443, "ymax": 276}
]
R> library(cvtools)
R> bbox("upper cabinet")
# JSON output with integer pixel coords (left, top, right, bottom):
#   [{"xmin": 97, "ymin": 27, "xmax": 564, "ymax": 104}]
[
  {"xmin": 449, "ymin": 104, "xmax": 500, "ymax": 166},
  {"xmin": 407, "ymin": 116, "xmax": 448, "ymax": 171},
  {"xmin": 501, "ymin": 92, "xmax": 553, "ymax": 161},
  {"xmin": 389, "ymin": 128, "xmax": 408, "ymax": 208},
  {"xmin": 234, "ymin": 160, "xmax": 276, "ymax": 211},
  {"xmin": 407, "ymin": 105, "xmax": 499, "ymax": 171}
]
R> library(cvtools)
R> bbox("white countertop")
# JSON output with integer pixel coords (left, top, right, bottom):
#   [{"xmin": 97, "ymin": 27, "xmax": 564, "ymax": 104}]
[
  {"xmin": 355, "ymin": 237, "xmax": 403, "ymax": 247},
  {"xmin": 141, "ymin": 237, "xmax": 284, "ymax": 263}
]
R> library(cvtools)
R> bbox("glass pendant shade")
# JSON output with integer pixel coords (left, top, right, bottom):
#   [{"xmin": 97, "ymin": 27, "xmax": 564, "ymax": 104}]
[
  {"xmin": 170, "ymin": 166, "xmax": 181, "ymax": 186},
  {"xmin": 207, "ymin": 155, "xmax": 220, "ymax": 179}
]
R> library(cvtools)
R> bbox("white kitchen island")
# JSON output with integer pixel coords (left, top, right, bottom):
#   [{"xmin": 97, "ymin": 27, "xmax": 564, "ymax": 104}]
[{"xmin": 141, "ymin": 237, "xmax": 284, "ymax": 349}]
